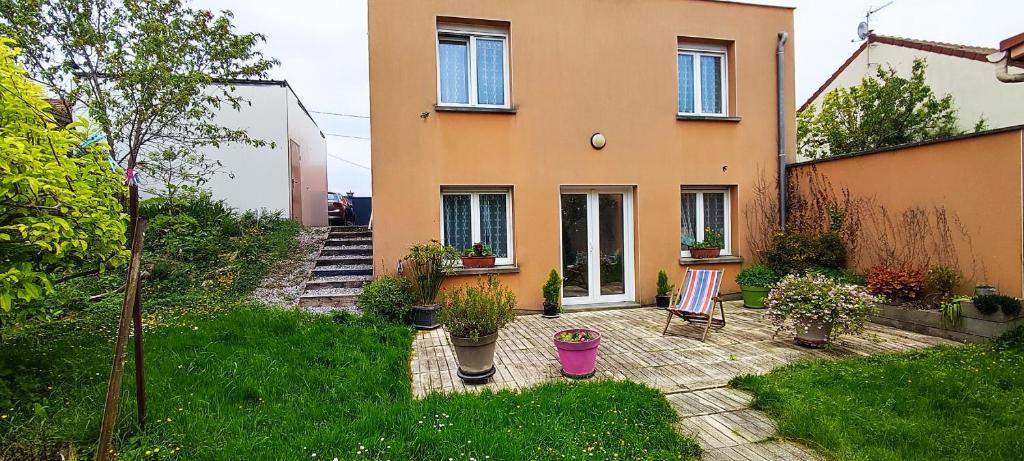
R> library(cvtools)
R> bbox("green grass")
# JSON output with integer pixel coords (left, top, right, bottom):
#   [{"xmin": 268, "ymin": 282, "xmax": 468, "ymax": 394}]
[
  {"xmin": 2, "ymin": 307, "xmax": 699, "ymax": 460},
  {"xmin": 731, "ymin": 331, "xmax": 1024, "ymax": 461}
]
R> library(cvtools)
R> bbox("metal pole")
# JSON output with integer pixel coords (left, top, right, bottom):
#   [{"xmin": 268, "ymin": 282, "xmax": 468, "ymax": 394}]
[{"xmin": 777, "ymin": 32, "xmax": 789, "ymax": 230}]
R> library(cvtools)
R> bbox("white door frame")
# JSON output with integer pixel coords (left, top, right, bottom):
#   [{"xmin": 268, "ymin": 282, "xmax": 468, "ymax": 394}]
[{"xmin": 559, "ymin": 187, "xmax": 635, "ymax": 306}]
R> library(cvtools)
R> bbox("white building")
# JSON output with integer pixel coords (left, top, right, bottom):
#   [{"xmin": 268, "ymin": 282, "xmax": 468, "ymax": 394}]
[{"xmin": 801, "ymin": 34, "xmax": 1024, "ymax": 133}]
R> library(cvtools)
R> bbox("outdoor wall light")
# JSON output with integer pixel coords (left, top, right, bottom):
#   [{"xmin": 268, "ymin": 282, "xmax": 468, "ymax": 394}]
[{"xmin": 590, "ymin": 132, "xmax": 606, "ymax": 150}]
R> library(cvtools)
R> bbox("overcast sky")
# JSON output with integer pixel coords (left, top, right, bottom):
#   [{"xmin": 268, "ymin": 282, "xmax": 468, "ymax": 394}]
[{"xmin": 194, "ymin": 0, "xmax": 1022, "ymax": 196}]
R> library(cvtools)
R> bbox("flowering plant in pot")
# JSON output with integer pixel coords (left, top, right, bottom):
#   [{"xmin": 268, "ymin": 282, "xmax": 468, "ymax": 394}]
[
  {"xmin": 765, "ymin": 273, "xmax": 878, "ymax": 348},
  {"xmin": 655, "ymin": 270, "xmax": 673, "ymax": 308},
  {"xmin": 405, "ymin": 241, "xmax": 459, "ymax": 330},
  {"xmin": 735, "ymin": 265, "xmax": 778, "ymax": 309},
  {"xmin": 553, "ymin": 328, "xmax": 601, "ymax": 379},
  {"xmin": 542, "ymin": 269, "xmax": 562, "ymax": 318},
  {"xmin": 439, "ymin": 276, "xmax": 517, "ymax": 383},
  {"xmin": 460, "ymin": 242, "xmax": 496, "ymax": 268},
  {"xmin": 689, "ymin": 227, "xmax": 723, "ymax": 259}
]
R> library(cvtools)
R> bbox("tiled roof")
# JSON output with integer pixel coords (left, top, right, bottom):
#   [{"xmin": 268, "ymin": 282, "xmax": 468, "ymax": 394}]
[{"xmin": 799, "ymin": 34, "xmax": 998, "ymax": 112}]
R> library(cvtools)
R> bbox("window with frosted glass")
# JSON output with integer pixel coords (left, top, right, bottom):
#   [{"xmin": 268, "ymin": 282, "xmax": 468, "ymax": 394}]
[
  {"xmin": 680, "ymin": 189, "xmax": 731, "ymax": 256},
  {"xmin": 441, "ymin": 190, "xmax": 513, "ymax": 264},
  {"xmin": 677, "ymin": 47, "xmax": 727, "ymax": 116},
  {"xmin": 436, "ymin": 28, "xmax": 509, "ymax": 108}
]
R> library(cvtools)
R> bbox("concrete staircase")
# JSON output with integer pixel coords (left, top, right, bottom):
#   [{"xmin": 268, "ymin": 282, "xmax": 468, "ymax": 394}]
[{"xmin": 299, "ymin": 225, "xmax": 373, "ymax": 309}]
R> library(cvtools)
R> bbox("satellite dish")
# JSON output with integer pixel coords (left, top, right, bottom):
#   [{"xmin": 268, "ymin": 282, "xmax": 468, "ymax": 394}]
[{"xmin": 857, "ymin": 21, "xmax": 870, "ymax": 40}]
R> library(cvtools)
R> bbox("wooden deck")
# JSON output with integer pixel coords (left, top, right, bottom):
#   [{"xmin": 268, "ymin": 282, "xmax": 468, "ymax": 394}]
[{"xmin": 411, "ymin": 302, "xmax": 955, "ymax": 460}]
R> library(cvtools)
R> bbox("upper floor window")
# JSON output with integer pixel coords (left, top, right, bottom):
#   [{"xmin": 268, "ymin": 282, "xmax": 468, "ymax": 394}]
[
  {"xmin": 678, "ymin": 44, "xmax": 727, "ymax": 116},
  {"xmin": 442, "ymin": 188, "xmax": 514, "ymax": 266},
  {"xmin": 437, "ymin": 24, "xmax": 509, "ymax": 108}
]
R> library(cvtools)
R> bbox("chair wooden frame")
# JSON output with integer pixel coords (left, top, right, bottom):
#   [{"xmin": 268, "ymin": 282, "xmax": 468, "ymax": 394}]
[{"xmin": 662, "ymin": 269, "xmax": 726, "ymax": 341}]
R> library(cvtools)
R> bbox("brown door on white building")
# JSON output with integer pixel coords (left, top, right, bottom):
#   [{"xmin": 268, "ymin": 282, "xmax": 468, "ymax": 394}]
[{"xmin": 288, "ymin": 139, "xmax": 302, "ymax": 223}]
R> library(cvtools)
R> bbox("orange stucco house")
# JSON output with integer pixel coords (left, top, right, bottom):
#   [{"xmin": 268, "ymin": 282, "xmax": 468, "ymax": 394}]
[{"xmin": 368, "ymin": 0, "xmax": 796, "ymax": 311}]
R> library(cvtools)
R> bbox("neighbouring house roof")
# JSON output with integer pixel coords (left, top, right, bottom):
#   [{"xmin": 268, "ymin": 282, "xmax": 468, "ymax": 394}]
[
  {"xmin": 214, "ymin": 78, "xmax": 325, "ymax": 139},
  {"xmin": 1001, "ymin": 32, "xmax": 1024, "ymax": 52},
  {"xmin": 799, "ymin": 34, "xmax": 999, "ymax": 112}
]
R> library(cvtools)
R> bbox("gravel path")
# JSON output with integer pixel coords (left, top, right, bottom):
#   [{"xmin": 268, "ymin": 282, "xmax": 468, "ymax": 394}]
[{"xmin": 249, "ymin": 226, "xmax": 327, "ymax": 307}]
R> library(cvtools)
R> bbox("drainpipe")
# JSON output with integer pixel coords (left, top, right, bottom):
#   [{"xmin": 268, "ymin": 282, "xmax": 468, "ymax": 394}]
[
  {"xmin": 989, "ymin": 51, "xmax": 1024, "ymax": 83},
  {"xmin": 777, "ymin": 32, "xmax": 789, "ymax": 229}
]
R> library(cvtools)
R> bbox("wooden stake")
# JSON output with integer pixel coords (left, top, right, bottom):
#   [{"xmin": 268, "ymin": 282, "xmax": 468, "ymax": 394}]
[
  {"xmin": 132, "ymin": 289, "xmax": 146, "ymax": 429},
  {"xmin": 95, "ymin": 218, "xmax": 147, "ymax": 461}
]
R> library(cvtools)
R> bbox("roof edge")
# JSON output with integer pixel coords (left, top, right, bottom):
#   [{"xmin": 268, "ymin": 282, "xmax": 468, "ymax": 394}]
[
  {"xmin": 215, "ymin": 78, "xmax": 325, "ymax": 138},
  {"xmin": 789, "ymin": 124, "xmax": 1024, "ymax": 168}
]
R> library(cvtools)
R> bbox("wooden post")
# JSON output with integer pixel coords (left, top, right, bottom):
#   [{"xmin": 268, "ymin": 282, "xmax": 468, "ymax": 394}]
[
  {"xmin": 127, "ymin": 182, "xmax": 147, "ymax": 429},
  {"xmin": 95, "ymin": 218, "xmax": 147, "ymax": 461}
]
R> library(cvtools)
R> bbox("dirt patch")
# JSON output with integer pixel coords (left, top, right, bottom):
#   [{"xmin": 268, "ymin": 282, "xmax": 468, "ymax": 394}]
[{"xmin": 250, "ymin": 226, "xmax": 327, "ymax": 307}]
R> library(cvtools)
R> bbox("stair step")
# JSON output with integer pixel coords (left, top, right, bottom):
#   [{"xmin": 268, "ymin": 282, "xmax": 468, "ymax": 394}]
[
  {"xmin": 330, "ymin": 226, "xmax": 369, "ymax": 231},
  {"xmin": 328, "ymin": 231, "xmax": 372, "ymax": 238},
  {"xmin": 298, "ymin": 288, "xmax": 361, "ymax": 308},
  {"xmin": 313, "ymin": 264, "xmax": 373, "ymax": 277},
  {"xmin": 305, "ymin": 275, "xmax": 373, "ymax": 290},
  {"xmin": 319, "ymin": 247, "xmax": 373, "ymax": 256},
  {"xmin": 324, "ymin": 238, "xmax": 372, "ymax": 247},
  {"xmin": 316, "ymin": 256, "xmax": 373, "ymax": 266}
]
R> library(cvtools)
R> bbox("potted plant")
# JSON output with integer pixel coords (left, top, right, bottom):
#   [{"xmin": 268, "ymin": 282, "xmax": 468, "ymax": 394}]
[
  {"xmin": 439, "ymin": 276, "xmax": 517, "ymax": 384},
  {"xmin": 542, "ymin": 269, "xmax": 562, "ymax": 318},
  {"xmin": 765, "ymin": 273, "xmax": 878, "ymax": 348},
  {"xmin": 553, "ymin": 328, "xmax": 601, "ymax": 379},
  {"xmin": 405, "ymin": 241, "xmax": 459, "ymax": 330},
  {"xmin": 689, "ymin": 227, "xmax": 723, "ymax": 259},
  {"xmin": 655, "ymin": 270, "xmax": 673, "ymax": 308},
  {"xmin": 735, "ymin": 265, "xmax": 778, "ymax": 309},
  {"xmin": 460, "ymin": 242, "xmax": 496, "ymax": 268}
]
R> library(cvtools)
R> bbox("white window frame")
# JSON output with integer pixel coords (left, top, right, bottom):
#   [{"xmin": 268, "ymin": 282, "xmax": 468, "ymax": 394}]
[
  {"xmin": 440, "ymin": 188, "xmax": 514, "ymax": 266},
  {"xmin": 681, "ymin": 188, "xmax": 732, "ymax": 258},
  {"xmin": 436, "ymin": 24, "xmax": 511, "ymax": 109},
  {"xmin": 677, "ymin": 43, "xmax": 728, "ymax": 116}
]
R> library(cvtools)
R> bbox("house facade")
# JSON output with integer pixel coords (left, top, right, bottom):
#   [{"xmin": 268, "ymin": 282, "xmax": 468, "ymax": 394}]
[
  {"xmin": 801, "ymin": 35, "xmax": 1024, "ymax": 137},
  {"xmin": 368, "ymin": 0, "xmax": 796, "ymax": 310}
]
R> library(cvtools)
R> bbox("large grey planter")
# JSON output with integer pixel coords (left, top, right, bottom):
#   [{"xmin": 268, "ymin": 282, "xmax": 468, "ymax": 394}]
[
  {"xmin": 869, "ymin": 302, "xmax": 1024, "ymax": 343},
  {"xmin": 450, "ymin": 332, "xmax": 498, "ymax": 384}
]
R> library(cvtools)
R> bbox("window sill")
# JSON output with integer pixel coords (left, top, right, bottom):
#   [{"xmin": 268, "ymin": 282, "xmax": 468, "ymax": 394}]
[
  {"xmin": 676, "ymin": 114, "xmax": 741, "ymax": 122},
  {"xmin": 679, "ymin": 255, "xmax": 744, "ymax": 265},
  {"xmin": 435, "ymin": 105, "xmax": 517, "ymax": 114},
  {"xmin": 452, "ymin": 265, "xmax": 520, "ymax": 276}
]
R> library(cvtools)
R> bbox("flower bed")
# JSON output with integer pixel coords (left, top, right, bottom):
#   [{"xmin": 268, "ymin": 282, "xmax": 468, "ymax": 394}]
[{"xmin": 870, "ymin": 300, "xmax": 1024, "ymax": 342}]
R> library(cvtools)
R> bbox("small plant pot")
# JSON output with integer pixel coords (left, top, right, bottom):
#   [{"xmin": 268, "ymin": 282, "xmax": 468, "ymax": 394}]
[
  {"xmin": 794, "ymin": 318, "xmax": 832, "ymax": 348},
  {"xmin": 411, "ymin": 304, "xmax": 441, "ymax": 330},
  {"xmin": 542, "ymin": 301, "xmax": 561, "ymax": 318},
  {"xmin": 740, "ymin": 286, "xmax": 770, "ymax": 309},
  {"xmin": 975, "ymin": 285, "xmax": 997, "ymax": 297},
  {"xmin": 460, "ymin": 256, "xmax": 496, "ymax": 268},
  {"xmin": 553, "ymin": 329, "xmax": 601, "ymax": 379},
  {"xmin": 655, "ymin": 295, "xmax": 670, "ymax": 309},
  {"xmin": 689, "ymin": 248, "xmax": 721, "ymax": 259},
  {"xmin": 450, "ymin": 332, "xmax": 499, "ymax": 384}
]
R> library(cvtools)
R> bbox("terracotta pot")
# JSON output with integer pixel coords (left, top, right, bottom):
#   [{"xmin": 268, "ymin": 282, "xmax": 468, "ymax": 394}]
[
  {"xmin": 461, "ymin": 255, "xmax": 496, "ymax": 268},
  {"xmin": 689, "ymin": 248, "xmax": 721, "ymax": 259},
  {"xmin": 451, "ymin": 332, "xmax": 499, "ymax": 382},
  {"xmin": 655, "ymin": 295, "xmax": 671, "ymax": 309},
  {"xmin": 554, "ymin": 329, "xmax": 601, "ymax": 379},
  {"xmin": 542, "ymin": 301, "xmax": 560, "ymax": 318},
  {"xmin": 794, "ymin": 318, "xmax": 832, "ymax": 348},
  {"xmin": 411, "ymin": 304, "xmax": 440, "ymax": 330}
]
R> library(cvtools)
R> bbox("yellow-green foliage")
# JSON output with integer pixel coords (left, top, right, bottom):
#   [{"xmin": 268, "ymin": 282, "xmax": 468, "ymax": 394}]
[{"xmin": 0, "ymin": 38, "xmax": 128, "ymax": 318}]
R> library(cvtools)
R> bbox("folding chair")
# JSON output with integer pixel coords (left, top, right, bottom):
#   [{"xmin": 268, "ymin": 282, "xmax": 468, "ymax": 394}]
[{"xmin": 662, "ymin": 269, "xmax": 726, "ymax": 341}]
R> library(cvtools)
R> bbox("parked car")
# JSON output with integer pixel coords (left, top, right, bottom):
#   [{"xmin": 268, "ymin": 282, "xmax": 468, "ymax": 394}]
[
  {"xmin": 328, "ymin": 192, "xmax": 355, "ymax": 226},
  {"xmin": 327, "ymin": 192, "xmax": 343, "ymax": 211}
]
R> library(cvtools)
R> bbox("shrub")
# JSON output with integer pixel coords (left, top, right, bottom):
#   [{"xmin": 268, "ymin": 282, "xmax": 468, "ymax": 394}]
[
  {"xmin": 357, "ymin": 275, "xmax": 412, "ymax": 323},
  {"xmin": 973, "ymin": 294, "xmax": 1022, "ymax": 317},
  {"xmin": 765, "ymin": 274, "xmax": 879, "ymax": 345},
  {"xmin": 735, "ymin": 265, "xmax": 778, "ymax": 288},
  {"xmin": 765, "ymin": 233, "xmax": 817, "ymax": 275},
  {"xmin": 925, "ymin": 265, "xmax": 962, "ymax": 301},
  {"xmin": 543, "ymin": 270, "xmax": 562, "ymax": 306},
  {"xmin": 404, "ymin": 241, "xmax": 459, "ymax": 305},
  {"xmin": 814, "ymin": 231, "xmax": 847, "ymax": 270},
  {"xmin": 439, "ymin": 276, "xmax": 517, "ymax": 340},
  {"xmin": 866, "ymin": 263, "xmax": 926, "ymax": 303},
  {"xmin": 808, "ymin": 267, "xmax": 866, "ymax": 286},
  {"xmin": 656, "ymin": 270, "xmax": 674, "ymax": 296}
]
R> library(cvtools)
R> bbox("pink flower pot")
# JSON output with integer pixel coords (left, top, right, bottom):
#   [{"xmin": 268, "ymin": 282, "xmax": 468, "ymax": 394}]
[{"xmin": 553, "ymin": 329, "xmax": 601, "ymax": 379}]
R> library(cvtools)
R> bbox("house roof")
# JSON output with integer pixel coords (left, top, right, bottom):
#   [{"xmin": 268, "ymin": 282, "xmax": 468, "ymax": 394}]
[
  {"xmin": 799, "ymin": 34, "xmax": 999, "ymax": 112},
  {"xmin": 214, "ymin": 78, "xmax": 325, "ymax": 139},
  {"xmin": 1001, "ymin": 32, "xmax": 1024, "ymax": 52}
]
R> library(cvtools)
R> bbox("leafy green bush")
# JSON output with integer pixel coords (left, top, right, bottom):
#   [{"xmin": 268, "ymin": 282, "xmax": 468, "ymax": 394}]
[
  {"xmin": 357, "ymin": 275, "xmax": 412, "ymax": 323},
  {"xmin": 439, "ymin": 276, "xmax": 516, "ymax": 340},
  {"xmin": 735, "ymin": 265, "xmax": 778, "ymax": 288},
  {"xmin": 765, "ymin": 232, "xmax": 849, "ymax": 277},
  {"xmin": 543, "ymin": 269, "xmax": 562, "ymax": 306},
  {"xmin": 656, "ymin": 270, "xmax": 674, "ymax": 296},
  {"xmin": 814, "ymin": 232, "xmax": 847, "ymax": 270},
  {"xmin": 808, "ymin": 267, "xmax": 866, "ymax": 286},
  {"xmin": 925, "ymin": 265, "xmax": 962, "ymax": 301},
  {"xmin": 973, "ymin": 294, "xmax": 1022, "ymax": 317}
]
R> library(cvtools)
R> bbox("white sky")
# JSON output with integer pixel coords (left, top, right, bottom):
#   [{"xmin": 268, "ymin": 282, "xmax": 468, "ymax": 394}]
[{"xmin": 194, "ymin": 0, "xmax": 1023, "ymax": 196}]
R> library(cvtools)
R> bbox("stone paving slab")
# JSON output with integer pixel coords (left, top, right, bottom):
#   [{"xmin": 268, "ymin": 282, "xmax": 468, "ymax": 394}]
[{"xmin": 410, "ymin": 302, "xmax": 956, "ymax": 459}]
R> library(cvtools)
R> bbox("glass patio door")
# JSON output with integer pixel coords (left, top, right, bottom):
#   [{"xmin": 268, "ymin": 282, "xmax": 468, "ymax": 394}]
[{"xmin": 560, "ymin": 188, "xmax": 634, "ymax": 306}]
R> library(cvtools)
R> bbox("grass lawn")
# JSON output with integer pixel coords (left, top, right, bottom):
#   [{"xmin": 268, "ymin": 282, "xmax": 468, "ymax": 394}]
[
  {"xmin": 2, "ymin": 306, "xmax": 698, "ymax": 460},
  {"xmin": 732, "ymin": 331, "xmax": 1024, "ymax": 461}
]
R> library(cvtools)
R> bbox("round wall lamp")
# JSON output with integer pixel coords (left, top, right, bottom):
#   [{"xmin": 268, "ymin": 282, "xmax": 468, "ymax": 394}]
[{"xmin": 590, "ymin": 132, "xmax": 607, "ymax": 150}]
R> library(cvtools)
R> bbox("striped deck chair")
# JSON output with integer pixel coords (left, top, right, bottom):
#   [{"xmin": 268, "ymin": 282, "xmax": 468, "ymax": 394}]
[{"xmin": 662, "ymin": 269, "xmax": 726, "ymax": 341}]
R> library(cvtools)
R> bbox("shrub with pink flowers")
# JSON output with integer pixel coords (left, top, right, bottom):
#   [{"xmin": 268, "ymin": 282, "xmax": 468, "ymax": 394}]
[{"xmin": 765, "ymin": 273, "xmax": 880, "ymax": 345}]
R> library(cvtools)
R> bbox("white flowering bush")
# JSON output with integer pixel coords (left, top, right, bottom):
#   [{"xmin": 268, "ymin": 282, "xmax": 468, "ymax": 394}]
[{"xmin": 765, "ymin": 273, "xmax": 879, "ymax": 345}]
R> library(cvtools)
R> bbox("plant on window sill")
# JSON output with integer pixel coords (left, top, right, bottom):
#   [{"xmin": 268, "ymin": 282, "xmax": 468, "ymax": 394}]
[
  {"xmin": 688, "ymin": 227, "xmax": 724, "ymax": 259},
  {"xmin": 460, "ymin": 242, "xmax": 496, "ymax": 269}
]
